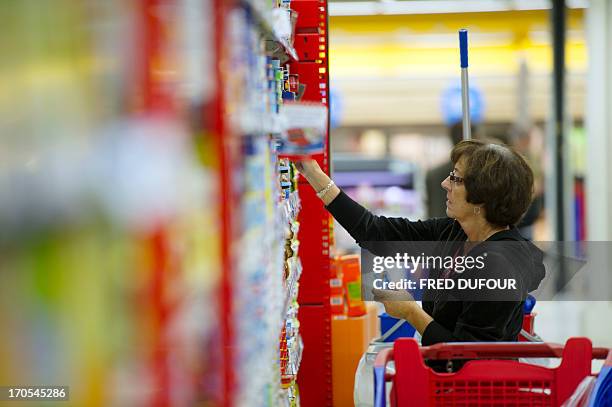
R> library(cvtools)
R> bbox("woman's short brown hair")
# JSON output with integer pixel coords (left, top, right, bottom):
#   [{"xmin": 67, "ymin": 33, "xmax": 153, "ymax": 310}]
[{"xmin": 451, "ymin": 140, "xmax": 534, "ymax": 227}]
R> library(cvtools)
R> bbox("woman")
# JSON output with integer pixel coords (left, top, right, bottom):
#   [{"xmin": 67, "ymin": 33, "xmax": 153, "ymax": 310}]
[{"xmin": 297, "ymin": 140, "xmax": 545, "ymax": 346}]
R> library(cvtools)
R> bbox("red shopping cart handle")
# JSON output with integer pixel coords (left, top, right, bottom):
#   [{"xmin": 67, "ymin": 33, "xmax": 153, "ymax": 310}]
[
  {"xmin": 419, "ymin": 341, "xmax": 610, "ymax": 360},
  {"xmin": 374, "ymin": 341, "xmax": 610, "ymax": 368}
]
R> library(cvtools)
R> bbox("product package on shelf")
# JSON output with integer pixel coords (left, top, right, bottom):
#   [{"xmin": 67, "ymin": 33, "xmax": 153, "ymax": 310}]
[
  {"xmin": 328, "ymin": 255, "xmax": 367, "ymax": 319},
  {"xmin": 276, "ymin": 102, "xmax": 328, "ymax": 157},
  {"xmin": 245, "ymin": 0, "xmax": 298, "ymax": 63},
  {"xmin": 330, "ymin": 258, "xmax": 346, "ymax": 317}
]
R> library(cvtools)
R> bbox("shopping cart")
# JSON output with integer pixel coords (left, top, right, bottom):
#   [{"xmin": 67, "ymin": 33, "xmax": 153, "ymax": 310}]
[{"xmin": 374, "ymin": 337, "xmax": 611, "ymax": 406}]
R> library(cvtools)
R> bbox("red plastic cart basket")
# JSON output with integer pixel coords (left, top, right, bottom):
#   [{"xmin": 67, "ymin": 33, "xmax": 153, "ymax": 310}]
[{"xmin": 374, "ymin": 337, "xmax": 611, "ymax": 406}]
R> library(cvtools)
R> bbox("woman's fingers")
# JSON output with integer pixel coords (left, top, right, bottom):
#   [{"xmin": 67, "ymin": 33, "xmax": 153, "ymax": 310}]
[
  {"xmin": 294, "ymin": 161, "xmax": 304, "ymax": 172},
  {"xmin": 293, "ymin": 159, "xmax": 318, "ymax": 176},
  {"xmin": 372, "ymin": 288, "xmax": 414, "ymax": 302},
  {"xmin": 372, "ymin": 289, "xmax": 416, "ymax": 320}
]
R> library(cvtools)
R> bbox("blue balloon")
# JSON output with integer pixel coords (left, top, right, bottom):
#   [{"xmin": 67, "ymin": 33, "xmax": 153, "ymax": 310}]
[{"xmin": 441, "ymin": 81, "xmax": 485, "ymax": 126}]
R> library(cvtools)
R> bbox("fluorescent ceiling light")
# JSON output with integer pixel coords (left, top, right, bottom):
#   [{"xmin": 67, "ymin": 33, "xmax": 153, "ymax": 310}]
[{"xmin": 329, "ymin": 0, "xmax": 588, "ymax": 17}]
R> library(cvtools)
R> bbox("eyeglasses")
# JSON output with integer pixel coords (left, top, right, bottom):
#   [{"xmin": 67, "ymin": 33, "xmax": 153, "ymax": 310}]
[{"xmin": 449, "ymin": 171, "xmax": 464, "ymax": 185}]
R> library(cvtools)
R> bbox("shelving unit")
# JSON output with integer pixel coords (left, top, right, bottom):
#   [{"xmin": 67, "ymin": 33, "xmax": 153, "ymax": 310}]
[
  {"xmin": 211, "ymin": 0, "xmax": 331, "ymax": 406},
  {"xmin": 288, "ymin": 1, "xmax": 334, "ymax": 406}
]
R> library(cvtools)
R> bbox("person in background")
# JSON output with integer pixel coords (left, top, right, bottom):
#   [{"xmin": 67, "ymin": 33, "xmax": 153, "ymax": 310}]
[
  {"xmin": 296, "ymin": 140, "xmax": 545, "ymax": 350},
  {"xmin": 510, "ymin": 125, "xmax": 545, "ymax": 240},
  {"xmin": 426, "ymin": 122, "xmax": 476, "ymax": 218}
]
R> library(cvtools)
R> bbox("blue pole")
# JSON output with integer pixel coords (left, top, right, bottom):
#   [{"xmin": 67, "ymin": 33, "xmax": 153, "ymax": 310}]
[{"xmin": 459, "ymin": 29, "xmax": 471, "ymax": 140}]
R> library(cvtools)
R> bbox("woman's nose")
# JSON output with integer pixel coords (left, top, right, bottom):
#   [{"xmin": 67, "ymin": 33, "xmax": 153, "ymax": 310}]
[{"xmin": 441, "ymin": 176, "xmax": 451, "ymax": 192}]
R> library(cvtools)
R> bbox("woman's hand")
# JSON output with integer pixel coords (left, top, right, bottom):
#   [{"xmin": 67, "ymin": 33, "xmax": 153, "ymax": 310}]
[
  {"xmin": 372, "ymin": 288, "xmax": 417, "ymax": 320},
  {"xmin": 293, "ymin": 159, "xmax": 340, "ymax": 205},
  {"xmin": 372, "ymin": 288, "xmax": 434, "ymax": 335},
  {"xmin": 294, "ymin": 159, "xmax": 321, "ymax": 180}
]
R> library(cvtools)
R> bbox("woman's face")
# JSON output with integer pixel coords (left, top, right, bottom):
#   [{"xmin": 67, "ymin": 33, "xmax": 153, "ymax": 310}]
[{"xmin": 441, "ymin": 157, "xmax": 473, "ymax": 221}]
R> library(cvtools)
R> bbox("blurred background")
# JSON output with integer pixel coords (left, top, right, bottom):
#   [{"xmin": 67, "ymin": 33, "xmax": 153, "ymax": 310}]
[
  {"xmin": 1, "ymin": 0, "xmax": 612, "ymax": 406},
  {"xmin": 329, "ymin": 0, "xmax": 586, "ymax": 245},
  {"xmin": 326, "ymin": 0, "xmax": 612, "ymax": 366}
]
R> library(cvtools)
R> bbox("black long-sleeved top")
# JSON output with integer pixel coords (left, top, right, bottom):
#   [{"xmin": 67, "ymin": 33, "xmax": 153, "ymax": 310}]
[{"xmin": 326, "ymin": 190, "xmax": 545, "ymax": 346}]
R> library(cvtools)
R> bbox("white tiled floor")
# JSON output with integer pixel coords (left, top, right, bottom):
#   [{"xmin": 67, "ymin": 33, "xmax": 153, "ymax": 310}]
[{"xmin": 535, "ymin": 301, "xmax": 612, "ymax": 347}]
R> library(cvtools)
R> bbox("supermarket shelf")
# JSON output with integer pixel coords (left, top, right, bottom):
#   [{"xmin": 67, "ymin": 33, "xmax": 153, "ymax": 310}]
[
  {"xmin": 243, "ymin": 0, "xmax": 299, "ymax": 61},
  {"xmin": 283, "ymin": 256, "xmax": 302, "ymax": 322},
  {"xmin": 212, "ymin": 0, "xmax": 324, "ymax": 404},
  {"xmin": 282, "ymin": 334, "xmax": 304, "ymax": 384}
]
